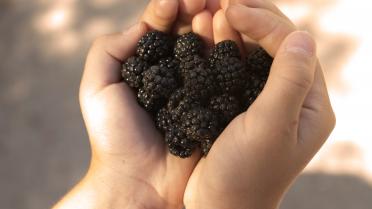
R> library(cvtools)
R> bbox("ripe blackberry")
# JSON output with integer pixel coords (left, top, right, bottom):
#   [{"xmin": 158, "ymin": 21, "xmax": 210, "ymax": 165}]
[
  {"xmin": 246, "ymin": 47, "xmax": 273, "ymax": 77},
  {"xmin": 158, "ymin": 57, "xmax": 180, "ymax": 80},
  {"xmin": 142, "ymin": 65, "xmax": 179, "ymax": 98},
  {"xmin": 215, "ymin": 57, "xmax": 247, "ymax": 94},
  {"xmin": 138, "ymin": 65, "xmax": 179, "ymax": 111},
  {"xmin": 155, "ymin": 107, "xmax": 172, "ymax": 133},
  {"xmin": 183, "ymin": 66, "xmax": 217, "ymax": 100},
  {"xmin": 121, "ymin": 56, "xmax": 149, "ymax": 89},
  {"xmin": 209, "ymin": 94, "xmax": 242, "ymax": 126},
  {"xmin": 165, "ymin": 125, "xmax": 199, "ymax": 158},
  {"xmin": 136, "ymin": 31, "xmax": 173, "ymax": 63},
  {"xmin": 174, "ymin": 32, "xmax": 203, "ymax": 60},
  {"xmin": 158, "ymin": 57, "xmax": 179, "ymax": 73},
  {"xmin": 137, "ymin": 88, "xmax": 166, "ymax": 113},
  {"xmin": 241, "ymin": 75, "xmax": 266, "ymax": 109},
  {"xmin": 201, "ymin": 139, "xmax": 213, "ymax": 156},
  {"xmin": 209, "ymin": 40, "xmax": 240, "ymax": 69},
  {"xmin": 167, "ymin": 89, "xmax": 200, "ymax": 122},
  {"xmin": 181, "ymin": 107, "xmax": 220, "ymax": 143},
  {"xmin": 179, "ymin": 55, "xmax": 207, "ymax": 77}
]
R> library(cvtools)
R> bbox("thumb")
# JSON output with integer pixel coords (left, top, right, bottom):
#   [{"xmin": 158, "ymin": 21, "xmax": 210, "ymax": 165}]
[{"xmin": 254, "ymin": 31, "xmax": 317, "ymax": 123}]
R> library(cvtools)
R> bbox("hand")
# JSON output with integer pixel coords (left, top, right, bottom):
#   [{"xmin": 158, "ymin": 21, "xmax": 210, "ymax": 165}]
[
  {"xmin": 184, "ymin": 1, "xmax": 336, "ymax": 209},
  {"xmin": 53, "ymin": 1, "xmax": 210, "ymax": 209}
]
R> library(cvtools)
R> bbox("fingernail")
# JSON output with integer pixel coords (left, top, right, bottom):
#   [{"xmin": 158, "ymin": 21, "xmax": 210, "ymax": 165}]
[{"xmin": 285, "ymin": 31, "xmax": 316, "ymax": 56}]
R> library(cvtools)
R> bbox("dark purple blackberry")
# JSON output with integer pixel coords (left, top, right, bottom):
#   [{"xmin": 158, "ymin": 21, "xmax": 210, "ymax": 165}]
[
  {"xmin": 179, "ymin": 55, "xmax": 207, "ymax": 77},
  {"xmin": 136, "ymin": 31, "xmax": 173, "ymax": 63},
  {"xmin": 158, "ymin": 57, "xmax": 180, "ymax": 80},
  {"xmin": 138, "ymin": 65, "xmax": 179, "ymax": 111},
  {"xmin": 174, "ymin": 32, "xmax": 203, "ymax": 60},
  {"xmin": 142, "ymin": 65, "xmax": 179, "ymax": 98},
  {"xmin": 167, "ymin": 89, "xmax": 200, "ymax": 122},
  {"xmin": 165, "ymin": 125, "xmax": 199, "ymax": 158},
  {"xmin": 183, "ymin": 66, "xmax": 217, "ymax": 100},
  {"xmin": 215, "ymin": 57, "xmax": 247, "ymax": 94},
  {"xmin": 209, "ymin": 94, "xmax": 242, "ymax": 126},
  {"xmin": 209, "ymin": 40, "xmax": 240, "ymax": 69},
  {"xmin": 241, "ymin": 75, "xmax": 266, "ymax": 109},
  {"xmin": 155, "ymin": 107, "xmax": 172, "ymax": 133},
  {"xmin": 137, "ymin": 88, "xmax": 166, "ymax": 113},
  {"xmin": 121, "ymin": 56, "xmax": 149, "ymax": 89},
  {"xmin": 201, "ymin": 139, "xmax": 213, "ymax": 156},
  {"xmin": 181, "ymin": 107, "xmax": 220, "ymax": 143},
  {"xmin": 246, "ymin": 47, "xmax": 273, "ymax": 77}
]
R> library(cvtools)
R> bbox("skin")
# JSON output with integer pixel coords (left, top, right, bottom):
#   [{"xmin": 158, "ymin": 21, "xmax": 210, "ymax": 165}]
[{"xmin": 54, "ymin": 0, "xmax": 335, "ymax": 209}]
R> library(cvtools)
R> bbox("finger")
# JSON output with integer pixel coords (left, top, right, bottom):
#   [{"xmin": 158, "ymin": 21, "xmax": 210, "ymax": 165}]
[
  {"xmin": 192, "ymin": 10, "xmax": 214, "ymax": 49},
  {"xmin": 175, "ymin": 0, "xmax": 207, "ymax": 34},
  {"xmin": 296, "ymin": 64, "xmax": 336, "ymax": 157},
  {"xmin": 221, "ymin": 0, "xmax": 290, "ymax": 21},
  {"xmin": 206, "ymin": 0, "xmax": 221, "ymax": 14},
  {"xmin": 254, "ymin": 31, "xmax": 317, "ymax": 125},
  {"xmin": 213, "ymin": 9, "xmax": 244, "ymax": 52},
  {"xmin": 141, "ymin": 0, "xmax": 179, "ymax": 32},
  {"xmin": 80, "ymin": 23, "xmax": 148, "ymax": 98},
  {"xmin": 226, "ymin": 3, "xmax": 296, "ymax": 56}
]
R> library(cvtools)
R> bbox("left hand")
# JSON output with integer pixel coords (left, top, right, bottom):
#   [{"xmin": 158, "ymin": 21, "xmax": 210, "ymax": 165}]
[{"xmin": 53, "ymin": 1, "xmax": 212, "ymax": 209}]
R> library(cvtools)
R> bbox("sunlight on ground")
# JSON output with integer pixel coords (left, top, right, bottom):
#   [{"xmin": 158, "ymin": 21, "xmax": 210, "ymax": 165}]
[{"xmin": 34, "ymin": 5, "xmax": 74, "ymax": 32}]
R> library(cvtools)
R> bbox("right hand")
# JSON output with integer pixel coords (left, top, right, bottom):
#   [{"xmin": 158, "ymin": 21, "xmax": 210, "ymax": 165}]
[{"xmin": 184, "ymin": 1, "xmax": 336, "ymax": 209}]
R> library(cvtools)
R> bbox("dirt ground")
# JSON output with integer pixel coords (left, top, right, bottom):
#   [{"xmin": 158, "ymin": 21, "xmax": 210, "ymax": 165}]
[{"xmin": 1, "ymin": 0, "xmax": 371, "ymax": 209}]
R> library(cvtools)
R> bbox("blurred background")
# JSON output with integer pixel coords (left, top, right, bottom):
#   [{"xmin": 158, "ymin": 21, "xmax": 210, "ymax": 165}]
[{"xmin": 0, "ymin": 0, "xmax": 371, "ymax": 208}]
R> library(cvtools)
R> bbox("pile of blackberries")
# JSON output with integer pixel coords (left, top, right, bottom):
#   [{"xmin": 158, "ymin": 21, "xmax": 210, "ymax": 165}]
[{"xmin": 121, "ymin": 31, "xmax": 273, "ymax": 158}]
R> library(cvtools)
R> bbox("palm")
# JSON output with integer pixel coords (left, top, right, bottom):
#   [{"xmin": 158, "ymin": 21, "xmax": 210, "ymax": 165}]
[{"xmin": 82, "ymin": 81, "xmax": 200, "ymax": 206}]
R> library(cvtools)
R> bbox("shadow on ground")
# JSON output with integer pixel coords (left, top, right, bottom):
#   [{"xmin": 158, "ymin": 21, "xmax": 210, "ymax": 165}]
[{"xmin": 280, "ymin": 173, "xmax": 372, "ymax": 209}]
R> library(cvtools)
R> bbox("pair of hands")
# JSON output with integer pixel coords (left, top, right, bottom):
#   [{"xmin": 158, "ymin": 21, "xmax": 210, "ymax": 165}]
[{"xmin": 54, "ymin": 0, "xmax": 335, "ymax": 209}]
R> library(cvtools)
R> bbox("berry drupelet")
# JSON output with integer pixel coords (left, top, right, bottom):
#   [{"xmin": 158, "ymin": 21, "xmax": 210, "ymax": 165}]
[
  {"xmin": 137, "ymin": 65, "xmax": 178, "ymax": 112},
  {"xmin": 215, "ymin": 56, "xmax": 247, "ymax": 94},
  {"xmin": 121, "ymin": 56, "xmax": 149, "ymax": 89},
  {"xmin": 209, "ymin": 40, "xmax": 241, "ymax": 69},
  {"xmin": 209, "ymin": 94, "xmax": 242, "ymax": 126},
  {"xmin": 174, "ymin": 32, "xmax": 203, "ymax": 60},
  {"xmin": 136, "ymin": 30, "xmax": 173, "ymax": 63},
  {"xmin": 246, "ymin": 47, "xmax": 273, "ymax": 77}
]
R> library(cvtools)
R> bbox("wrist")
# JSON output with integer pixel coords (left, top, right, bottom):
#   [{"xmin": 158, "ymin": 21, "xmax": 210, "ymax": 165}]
[
  {"xmin": 185, "ymin": 187, "xmax": 280, "ymax": 209},
  {"xmin": 54, "ymin": 164, "xmax": 178, "ymax": 209}
]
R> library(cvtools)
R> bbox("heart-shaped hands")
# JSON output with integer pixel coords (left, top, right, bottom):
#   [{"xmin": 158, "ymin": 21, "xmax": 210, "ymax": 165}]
[{"xmin": 54, "ymin": 1, "xmax": 335, "ymax": 209}]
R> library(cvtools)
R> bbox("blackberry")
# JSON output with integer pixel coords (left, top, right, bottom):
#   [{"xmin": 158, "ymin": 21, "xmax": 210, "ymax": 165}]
[
  {"xmin": 174, "ymin": 32, "xmax": 203, "ymax": 60},
  {"xmin": 246, "ymin": 47, "xmax": 273, "ymax": 77},
  {"xmin": 142, "ymin": 65, "xmax": 179, "ymax": 98},
  {"xmin": 209, "ymin": 40, "xmax": 240, "ymax": 69},
  {"xmin": 183, "ymin": 65, "xmax": 216, "ymax": 100},
  {"xmin": 209, "ymin": 94, "xmax": 242, "ymax": 126},
  {"xmin": 215, "ymin": 57, "xmax": 247, "ymax": 94},
  {"xmin": 241, "ymin": 75, "xmax": 266, "ymax": 109},
  {"xmin": 181, "ymin": 107, "xmax": 220, "ymax": 143},
  {"xmin": 167, "ymin": 89, "xmax": 200, "ymax": 122},
  {"xmin": 155, "ymin": 107, "xmax": 172, "ymax": 133},
  {"xmin": 138, "ymin": 65, "xmax": 179, "ymax": 111},
  {"xmin": 201, "ymin": 139, "xmax": 213, "ymax": 156},
  {"xmin": 158, "ymin": 57, "xmax": 180, "ymax": 80},
  {"xmin": 158, "ymin": 57, "xmax": 179, "ymax": 74},
  {"xmin": 121, "ymin": 56, "xmax": 149, "ymax": 89},
  {"xmin": 165, "ymin": 125, "xmax": 199, "ymax": 158},
  {"xmin": 136, "ymin": 31, "xmax": 173, "ymax": 63},
  {"xmin": 179, "ymin": 55, "xmax": 207, "ymax": 77},
  {"xmin": 137, "ymin": 88, "xmax": 166, "ymax": 113}
]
